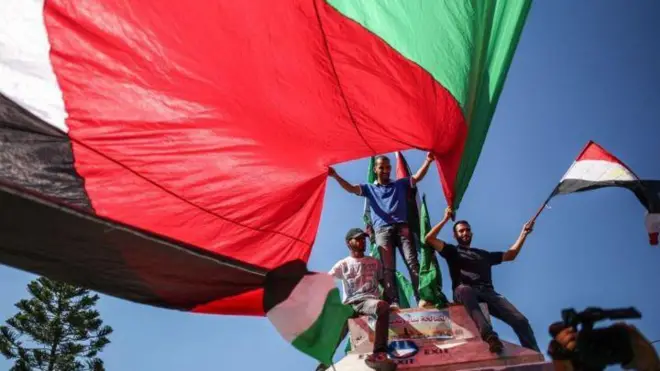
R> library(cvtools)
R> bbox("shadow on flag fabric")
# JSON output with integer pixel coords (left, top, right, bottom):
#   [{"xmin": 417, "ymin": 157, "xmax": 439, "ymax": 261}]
[
  {"xmin": 547, "ymin": 141, "xmax": 660, "ymax": 245},
  {"xmin": 0, "ymin": 0, "xmax": 532, "ymax": 363}
]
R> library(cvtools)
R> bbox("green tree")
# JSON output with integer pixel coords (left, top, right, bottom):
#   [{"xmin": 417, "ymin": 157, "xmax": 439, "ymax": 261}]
[{"xmin": 0, "ymin": 277, "xmax": 113, "ymax": 371}]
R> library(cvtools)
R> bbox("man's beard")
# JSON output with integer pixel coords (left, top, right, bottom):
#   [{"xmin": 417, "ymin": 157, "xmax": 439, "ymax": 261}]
[
  {"xmin": 459, "ymin": 236, "xmax": 472, "ymax": 246},
  {"xmin": 351, "ymin": 245, "xmax": 365, "ymax": 253}
]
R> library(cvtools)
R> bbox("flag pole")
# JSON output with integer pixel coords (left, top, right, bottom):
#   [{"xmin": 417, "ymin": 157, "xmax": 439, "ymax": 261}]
[
  {"xmin": 530, "ymin": 200, "xmax": 548, "ymax": 223},
  {"xmin": 529, "ymin": 141, "xmax": 593, "ymax": 224},
  {"xmin": 530, "ymin": 187, "xmax": 558, "ymax": 223}
]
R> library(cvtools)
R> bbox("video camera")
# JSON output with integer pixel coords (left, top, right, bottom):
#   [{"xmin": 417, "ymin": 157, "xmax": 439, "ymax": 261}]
[{"xmin": 548, "ymin": 306, "xmax": 642, "ymax": 371}]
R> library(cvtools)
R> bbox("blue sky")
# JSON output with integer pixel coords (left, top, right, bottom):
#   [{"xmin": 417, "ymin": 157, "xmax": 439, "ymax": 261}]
[{"xmin": 2, "ymin": 1, "xmax": 660, "ymax": 370}]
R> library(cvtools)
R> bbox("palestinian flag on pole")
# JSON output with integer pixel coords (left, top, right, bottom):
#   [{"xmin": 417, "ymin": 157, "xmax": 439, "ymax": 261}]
[
  {"xmin": 363, "ymin": 156, "xmax": 377, "ymax": 243},
  {"xmin": 395, "ymin": 151, "xmax": 422, "ymax": 235},
  {"xmin": 395, "ymin": 151, "xmax": 451, "ymax": 307},
  {"xmin": 362, "ymin": 155, "xmax": 379, "ymax": 260},
  {"xmin": 549, "ymin": 141, "xmax": 660, "ymax": 245},
  {"xmin": 393, "ymin": 151, "xmax": 423, "ymax": 306}
]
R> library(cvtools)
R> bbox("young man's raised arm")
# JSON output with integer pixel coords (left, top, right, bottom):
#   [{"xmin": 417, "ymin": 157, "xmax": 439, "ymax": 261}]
[
  {"xmin": 502, "ymin": 221, "xmax": 534, "ymax": 262},
  {"xmin": 411, "ymin": 152, "xmax": 435, "ymax": 186},
  {"xmin": 424, "ymin": 207, "xmax": 454, "ymax": 253},
  {"xmin": 328, "ymin": 167, "xmax": 361, "ymax": 195}
]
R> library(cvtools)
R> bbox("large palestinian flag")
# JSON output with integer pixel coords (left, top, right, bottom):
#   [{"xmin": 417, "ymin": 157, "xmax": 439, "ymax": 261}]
[
  {"xmin": 0, "ymin": 0, "xmax": 531, "ymax": 361},
  {"xmin": 549, "ymin": 141, "xmax": 660, "ymax": 245}
]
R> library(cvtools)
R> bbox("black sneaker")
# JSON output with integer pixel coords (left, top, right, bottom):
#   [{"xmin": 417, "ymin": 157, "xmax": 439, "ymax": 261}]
[{"xmin": 486, "ymin": 335, "xmax": 503, "ymax": 354}]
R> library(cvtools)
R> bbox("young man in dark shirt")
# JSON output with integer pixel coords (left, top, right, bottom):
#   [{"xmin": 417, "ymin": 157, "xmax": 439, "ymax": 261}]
[{"xmin": 424, "ymin": 207, "xmax": 539, "ymax": 354}]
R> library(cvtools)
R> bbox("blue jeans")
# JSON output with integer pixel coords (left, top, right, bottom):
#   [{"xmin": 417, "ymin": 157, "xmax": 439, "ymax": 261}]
[
  {"xmin": 375, "ymin": 223, "xmax": 420, "ymax": 305},
  {"xmin": 454, "ymin": 284, "xmax": 540, "ymax": 352}
]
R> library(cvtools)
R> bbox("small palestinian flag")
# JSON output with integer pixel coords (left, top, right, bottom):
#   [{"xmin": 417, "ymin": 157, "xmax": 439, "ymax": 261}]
[
  {"xmin": 549, "ymin": 141, "xmax": 660, "ymax": 245},
  {"xmin": 265, "ymin": 261, "xmax": 354, "ymax": 364}
]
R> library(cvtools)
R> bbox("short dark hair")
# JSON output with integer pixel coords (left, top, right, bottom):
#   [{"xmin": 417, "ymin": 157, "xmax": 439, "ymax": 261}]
[
  {"xmin": 453, "ymin": 220, "xmax": 470, "ymax": 233},
  {"xmin": 374, "ymin": 155, "xmax": 390, "ymax": 163}
]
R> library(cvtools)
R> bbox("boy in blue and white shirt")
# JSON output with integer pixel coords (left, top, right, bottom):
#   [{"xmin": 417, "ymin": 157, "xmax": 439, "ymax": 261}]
[{"xmin": 329, "ymin": 153, "xmax": 435, "ymax": 307}]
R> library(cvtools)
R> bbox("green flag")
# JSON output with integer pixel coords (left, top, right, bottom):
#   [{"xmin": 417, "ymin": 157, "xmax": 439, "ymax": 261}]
[
  {"xmin": 362, "ymin": 157, "xmax": 376, "ymax": 224},
  {"xmin": 418, "ymin": 194, "xmax": 449, "ymax": 307},
  {"xmin": 395, "ymin": 272, "xmax": 414, "ymax": 308}
]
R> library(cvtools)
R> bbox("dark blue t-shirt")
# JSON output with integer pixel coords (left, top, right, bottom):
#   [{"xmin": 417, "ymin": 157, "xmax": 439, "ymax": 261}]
[
  {"xmin": 359, "ymin": 178, "xmax": 410, "ymax": 229},
  {"xmin": 439, "ymin": 244, "xmax": 504, "ymax": 291}
]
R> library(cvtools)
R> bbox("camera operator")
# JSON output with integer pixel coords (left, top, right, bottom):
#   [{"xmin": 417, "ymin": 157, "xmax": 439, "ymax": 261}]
[{"xmin": 549, "ymin": 318, "xmax": 659, "ymax": 370}]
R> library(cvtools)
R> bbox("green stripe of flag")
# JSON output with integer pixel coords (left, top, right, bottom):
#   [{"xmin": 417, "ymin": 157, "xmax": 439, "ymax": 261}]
[
  {"xmin": 328, "ymin": 0, "xmax": 532, "ymax": 208},
  {"xmin": 267, "ymin": 274, "xmax": 353, "ymax": 365},
  {"xmin": 291, "ymin": 287, "xmax": 354, "ymax": 364}
]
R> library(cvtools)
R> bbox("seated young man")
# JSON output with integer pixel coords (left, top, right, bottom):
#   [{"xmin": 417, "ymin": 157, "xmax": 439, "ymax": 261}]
[
  {"xmin": 317, "ymin": 228, "xmax": 396, "ymax": 371},
  {"xmin": 424, "ymin": 207, "xmax": 539, "ymax": 354}
]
